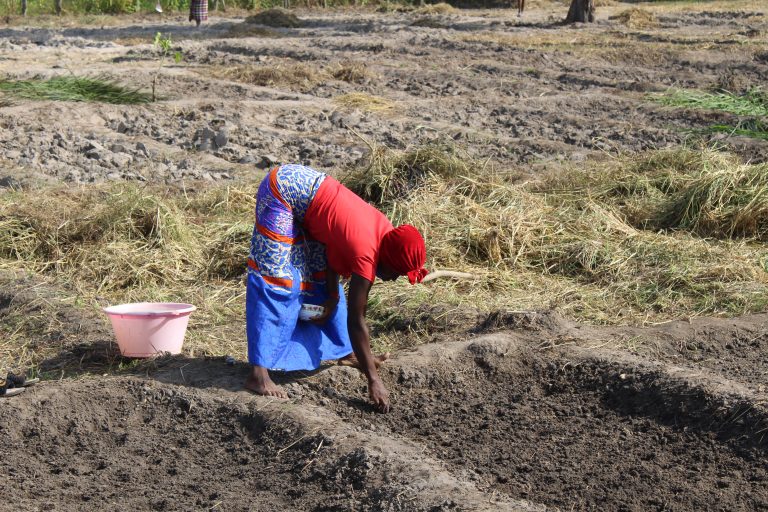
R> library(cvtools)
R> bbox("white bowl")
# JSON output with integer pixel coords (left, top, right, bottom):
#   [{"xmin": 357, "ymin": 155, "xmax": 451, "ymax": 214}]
[{"xmin": 299, "ymin": 304, "xmax": 325, "ymax": 322}]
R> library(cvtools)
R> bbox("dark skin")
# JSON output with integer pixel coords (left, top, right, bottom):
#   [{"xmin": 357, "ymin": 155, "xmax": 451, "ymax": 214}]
[
  {"xmin": 245, "ymin": 263, "xmax": 398, "ymax": 412},
  {"xmin": 344, "ymin": 268, "xmax": 398, "ymax": 413}
]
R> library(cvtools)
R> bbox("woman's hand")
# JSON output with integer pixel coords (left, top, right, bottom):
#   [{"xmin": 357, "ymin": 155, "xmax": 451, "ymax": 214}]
[
  {"xmin": 348, "ymin": 273, "xmax": 391, "ymax": 413},
  {"xmin": 310, "ymin": 296, "xmax": 339, "ymax": 325},
  {"xmin": 368, "ymin": 378, "xmax": 390, "ymax": 413},
  {"xmin": 312, "ymin": 268, "xmax": 341, "ymax": 325}
]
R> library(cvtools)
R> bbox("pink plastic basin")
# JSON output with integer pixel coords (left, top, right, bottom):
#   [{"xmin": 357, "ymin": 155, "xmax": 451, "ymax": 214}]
[{"xmin": 103, "ymin": 302, "xmax": 196, "ymax": 358}]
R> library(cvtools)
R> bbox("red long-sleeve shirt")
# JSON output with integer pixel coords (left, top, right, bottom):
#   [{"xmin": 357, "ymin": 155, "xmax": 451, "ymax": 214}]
[{"xmin": 303, "ymin": 177, "xmax": 393, "ymax": 283}]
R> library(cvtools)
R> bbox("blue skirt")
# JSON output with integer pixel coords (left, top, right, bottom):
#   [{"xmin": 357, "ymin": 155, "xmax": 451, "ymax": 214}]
[{"xmin": 246, "ymin": 164, "xmax": 352, "ymax": 371}]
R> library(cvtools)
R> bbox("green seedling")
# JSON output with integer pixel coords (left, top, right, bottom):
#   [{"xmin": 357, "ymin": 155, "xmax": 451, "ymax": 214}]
[{"xmin": 151, "ymin": 32, "xmax": 183, "ymax": 101}]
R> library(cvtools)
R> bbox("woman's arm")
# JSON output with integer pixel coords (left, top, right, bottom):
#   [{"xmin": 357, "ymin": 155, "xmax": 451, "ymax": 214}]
[
  {"xmin": 311, "ymin": 268, "xmax": 340, "ymax": 324},
  {"xmin": 347, "ymin": 273, "xmax": 390, "ymax": 413},
  {"xmin": 325, "ymin": 268, "xmax": 339, "ymax": 299}
]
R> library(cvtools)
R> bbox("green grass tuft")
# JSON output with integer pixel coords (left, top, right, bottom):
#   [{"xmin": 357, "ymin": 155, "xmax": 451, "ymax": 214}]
[
  {"xmin": 0, "ymin": 75, "xmax": 153, "ymax": 104},
  {"xmin": 707, "ymin": 119, "xmax": 768, "ymax": 141},
  {"xmin": 650, "ymin": 88, "xmax": 768, "ymax": 140},
  {"xmin": 652, "ymin": 88, "xmax": 768, "ymax": 117}
]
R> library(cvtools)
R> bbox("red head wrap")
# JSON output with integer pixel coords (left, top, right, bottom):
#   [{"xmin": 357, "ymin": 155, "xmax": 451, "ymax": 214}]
[{"xmin": 379, "ymin": 225, "xmax": 428, "ymax": 284}]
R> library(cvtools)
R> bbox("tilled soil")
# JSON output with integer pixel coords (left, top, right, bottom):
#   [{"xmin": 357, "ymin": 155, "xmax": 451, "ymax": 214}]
[
  {"xmin": 4, "ymin": 316, "xmax": 768, "ymax": 511},
  {"xmin": 0, "ymin": 4, "xmax": 767, "ymax": 187},
  {"xmin": 308, "ymin": 341, "xmax": 768, "ymax": 511},
  {"xmin": 1, "ymin": 378, "xmax": 464, "ymax": 511}
]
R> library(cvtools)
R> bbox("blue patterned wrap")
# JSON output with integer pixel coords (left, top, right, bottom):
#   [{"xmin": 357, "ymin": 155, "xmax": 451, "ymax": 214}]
[{"xmin": 246, "ymin": 164, "xmax": 352, "ymax": 371}]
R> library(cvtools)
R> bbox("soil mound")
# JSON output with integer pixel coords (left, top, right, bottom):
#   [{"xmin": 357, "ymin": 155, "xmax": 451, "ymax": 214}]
[
  {"xmin": 4, "ymin": 319, "xmax": 768, "ymax": 509},
  {"xmin": 411, "ymin": 17, "xmax": 449, "ymax": 29},
  {"xmin": 414, "ymin": 2, "xmax": 456, "ymax": 15},
  {"xmin": 245, "ymin": 8, "xmax": 303, "ymax": 28},
  {"xmin": 0, "ymin": 377, "xmax": 478, "ymax": 511},
  {"xmin": 304, "ymin": 335, "xmax": 768, "ymax": 510}
]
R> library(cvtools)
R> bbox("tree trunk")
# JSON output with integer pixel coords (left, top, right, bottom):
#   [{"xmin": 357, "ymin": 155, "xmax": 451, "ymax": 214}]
[
  {"xmin": 21, "ymin": 0, "xmax": 28, "ymax": 15},
  {"xmin": 565, "ymin": 0, "xmax": 594, "ymax": 23},
  {"xmin": 54, "ymin": 0, "xmax": 62, "ymax": 15}
]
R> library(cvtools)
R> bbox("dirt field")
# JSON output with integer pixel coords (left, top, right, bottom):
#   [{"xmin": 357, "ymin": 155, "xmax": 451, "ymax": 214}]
[{"xmin": 2, "ymin": 2, "xmax": 768, "ymax": 510}]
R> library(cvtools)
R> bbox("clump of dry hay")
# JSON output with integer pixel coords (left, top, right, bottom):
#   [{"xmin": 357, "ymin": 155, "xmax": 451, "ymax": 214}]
[
  {"xmin": 0, "ymin": 182, "xmax": 257, "ymax": 370},
  {"xmin": 209, "ymin": 63, "xmax": 321, "ymax": 90},
  {"xmin": 612, "ymin": 8, "xmax": 657, "ymax": 29},
  {"xmin": 245, "ymin": 8, "xmax": 303, "ymax": 28},
  {"xmin": 414, "ymin": 2, "xmax": 456, "ymax": 15},
  {"xmin": 0, "ymin": 183, "xmax": 255, "ymax": 296},
  {"xmin": 329, "ymin": 61, "xmax": 372, "ymax": 84},
  {"xmin": 333, "ymin": 93, "xmax": 394, "ymax": 113},
  {"xmin": 0, "ymin": 185, "xmax": 201, "ymax": 290},
  {"xmin": 344, "ymin": 144, "xmax": 473, "ymax": 205},
  {"xmin": 557, "ymin": 148, "xmax": 768, "ymax": 240},
  {"xmin": 411, "ymin": 17, "xmax": 448, "ymax": 29},
  {"xmin": 209, "ymin": 61, "xmax": 374, "ymax": 90},
  {"xmin": 345, "ymin": 144, "xmax": 768, "ymax": 323}
]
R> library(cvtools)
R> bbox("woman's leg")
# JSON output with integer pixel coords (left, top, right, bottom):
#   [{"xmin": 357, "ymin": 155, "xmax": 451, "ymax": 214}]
[
  {"xmin": 245, "ymin": 366, "xmax": 287, "ymax": 398},
  {"xmin": 245, "ymin": 270, "xmax": 290, "ymax": 398},
  {"xmin": 338, "ymin": 352, "xmax": 390, "ymax": 369},
  {"xmin": 244, "ymin": 172, "xmax": 303, "ymax": 397}
]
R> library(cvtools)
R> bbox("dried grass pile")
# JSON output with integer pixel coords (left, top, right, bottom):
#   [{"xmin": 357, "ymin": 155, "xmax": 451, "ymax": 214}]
[
  {"xmin": 1, "ymin": 146, "xmax": 767, "ymax": 368},
  {"xmin": 245, "ymin": 8, "xmax": 303, "ymax": 28},
  {"xmin": 208, "ymin": 61, "xmax": 372, "ymax": 90},
  {"xmin": 553, "ymin": 148, "xmax": 768, "ymax": 240},
  {"xmin": 0, "ymin": 184, "xmax": 256, "ymax": 373},
  {"xmin": 0, "ymin": 184, "xmax": 257, "ymax": 291},
  {"xmin": 414, "ymin": 2, "xmax": 456, "ymax": 15},
  {"xmin": 612, "ymin": 8, "xmax": 657, "ymax": 29},
  {"xmin": 333, "ymin": 93, "xmax": 394, "ymax": 112},
  {"xmin": 345, "ymin": 145, "xmax": 768, "ymax": 324},
  {"xmin": 209, "ymin": 63, "xmax": 322, "ymax": 91},
  {"xmin": 329, "ymin": 61, "xmax": 372, "ymax": 84}
]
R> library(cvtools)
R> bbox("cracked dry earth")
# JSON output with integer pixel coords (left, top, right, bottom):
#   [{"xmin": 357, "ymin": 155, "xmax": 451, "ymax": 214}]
[
  {"xmin": 2, "ymin": 3, "xmax": 768, "ymax": 511},
  {"xmin": 0, "ymin": 3, "xmax": 766, "ymax": 186}
]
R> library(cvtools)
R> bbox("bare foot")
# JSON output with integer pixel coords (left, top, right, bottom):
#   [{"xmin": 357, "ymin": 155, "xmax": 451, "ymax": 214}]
[
  {"xmin": 244, "ymin": 366, "xmax": 288, "ymax": 399},
  {"xmin": 338, "ymin": 352, "xmax": 390, "ymax": 370}
]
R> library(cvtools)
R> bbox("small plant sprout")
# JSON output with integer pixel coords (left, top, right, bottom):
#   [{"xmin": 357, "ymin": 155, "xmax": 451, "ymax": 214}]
[
  {"xmin": 154, "ymin": 32, "xmax": 172, "ymax": 53},
  {"xmin": 151, "ymin": 32, "xmax": 182, "ymax": 101}
]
